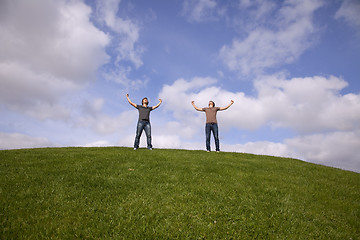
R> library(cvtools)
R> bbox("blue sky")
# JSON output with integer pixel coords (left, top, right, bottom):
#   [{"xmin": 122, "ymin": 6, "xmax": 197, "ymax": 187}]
[{"xmin": 1, "ymin": 0, "xmax": 360, "ymax": 172}]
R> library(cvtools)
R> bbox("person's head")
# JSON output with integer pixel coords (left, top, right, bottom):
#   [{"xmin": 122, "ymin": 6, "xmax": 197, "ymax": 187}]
[
  {"xmin": 208, "ymin": 101, "xmax": 215, "ymax": 107},
  {"xmin": 142, "ymin": 97, "xmax": 149, "ymax": 106}
]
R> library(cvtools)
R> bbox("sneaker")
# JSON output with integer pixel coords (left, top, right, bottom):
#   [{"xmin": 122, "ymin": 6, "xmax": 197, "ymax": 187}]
[
  {"xmin": 134, "ymin": 148, "xmax": 138, "ymax": 150},
  {"xmin": 148, "ymin": 148, "xmax": 152, "ymax": 150}
]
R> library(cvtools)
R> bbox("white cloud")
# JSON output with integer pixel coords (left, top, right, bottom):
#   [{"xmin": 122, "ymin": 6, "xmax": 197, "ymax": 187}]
[
  {"xmin": 93, "ymin": 0, "xmax": 147, "ymax": 89},
  {"xmin": 84, "ymin": 140, "xmax": 111, "ymax": 147},
  {"xmin": 0, "ymin": 62, "xmax": 75, "ymax": 120},
  {"xmin": 77, "ymin": 98, "xmax": 136, "ymax": 135},
  {"xmin": 286, "ymin": 131, "xmax": 360, "ymax": 172},
  {"xmin": 237, "ymin": 0, "xmax": 277, "ymax": 23},
  {"xmin": 159, "ymin": 121, "xmax": 200, "ymax": 140},
  {"xmin": 82, "ymin": 98, "xmax": 105, "ymax": 117},
  {"xmin": 182, "ymin": 0, "xmax": 219, "ymax": 23},
  {"xmin": 335, "ymin": 0, "xmax": 360, "ymax": 33},
  {"xmin": 0, "ymin": 0, "xmax": 109, "ymax": 81},
  {"xmin": 255, "ymin": 74, "xmax": 360, "ymax": 133},
  {"xmin": 222, "ymin": 141, "xmax": 291, "ymax": 158},
  {"xmin": 102, "ymin": 66, "xmax": 149, "ymax": 90},
  {"xmin": 95, "ymin": 0, "xmax": 143, "ymax": 68},
  {"xmin": 0, "ymin": 0, "xmax": 110, "ymax": 119},
  {"xmin": 0, "ymin": 132, "xmax": 55, "ymax": 150},
  {"xmin": 153, "ymin": 135, "xmax": 183, "ymax": 149},
  {"xmin": 160, "ymin": 77, "xmax": 217, "ymax": 110},
  {"xmin": 118, "ymin": 133, "xmax": 135, "ymax": 148},
  {"xmin": 219, "ymin": 0, "xmax": 323, "ymax": 75}
]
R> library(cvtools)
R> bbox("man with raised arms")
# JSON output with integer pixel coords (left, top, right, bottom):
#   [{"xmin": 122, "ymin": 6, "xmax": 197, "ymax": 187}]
[
  {"xmin": 126, "ymin": 94, "xmax": 162, "ymax": 150},
  {"xmin": 192, "ymin": 100, "xmax": 234, "ymax": 152}
]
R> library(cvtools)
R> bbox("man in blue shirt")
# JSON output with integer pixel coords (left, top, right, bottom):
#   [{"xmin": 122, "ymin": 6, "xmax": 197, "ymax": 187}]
[{"xmin": 126, "ymin": 94, "xmax": 162, "ymax": 150}]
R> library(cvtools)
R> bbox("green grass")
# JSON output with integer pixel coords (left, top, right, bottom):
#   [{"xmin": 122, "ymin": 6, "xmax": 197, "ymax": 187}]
[{"xmin": 0, "ymin": 147, "xmax": 359, "ymax": 239}]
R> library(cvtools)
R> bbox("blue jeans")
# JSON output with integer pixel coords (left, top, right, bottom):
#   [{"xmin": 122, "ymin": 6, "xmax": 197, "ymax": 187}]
[
  {"xmin": 205, "ymin": 123, "xmax": 219, "ymax": 151},
  {"xmin": 134, "ymin": 120, "xmax": 152, "ymax": 149}
]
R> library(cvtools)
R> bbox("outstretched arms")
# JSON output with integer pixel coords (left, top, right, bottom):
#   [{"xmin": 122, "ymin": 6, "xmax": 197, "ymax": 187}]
[
  {"xmin": 219, "ymin": 100, "xmax": 234, "ymax": 111},
  {"xmin": 152, "ymin": 99, "xmax": 162, "ymax": 110},
  {"xmin": 126, "ymin": 94, "xmax": 162, "ymax": 109},
  {"xmin": 192, "ymin": 101, "xmax": 204, "ymax": 111},
  {"xmin": 126, "ymin": 94, "xmax": 137, "ymax": 108}
]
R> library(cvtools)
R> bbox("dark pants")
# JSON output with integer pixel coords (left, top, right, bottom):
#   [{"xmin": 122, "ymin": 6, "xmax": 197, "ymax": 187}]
[
  {"xmin": 134, "ymin": 120, "xmax": 152, "ymax": 149},
  {"xmin": 205, "ymin": 123, "xmax": 219, "ymax": 151}
]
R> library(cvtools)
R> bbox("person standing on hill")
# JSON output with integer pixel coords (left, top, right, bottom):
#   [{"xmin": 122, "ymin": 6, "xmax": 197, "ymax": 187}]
[
  {"xmin": 192, "ymin": 100, "xmax": 234, "ymax": 152},
  {"xmin": 126, "ymin": 94, "xmax": 162, "ymax": 150}
]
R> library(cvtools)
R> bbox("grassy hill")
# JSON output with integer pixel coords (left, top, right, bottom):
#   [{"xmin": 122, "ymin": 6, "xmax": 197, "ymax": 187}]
[{"xmin": 0, "ymin": 147, "xmax": 359, "ymax": 239}]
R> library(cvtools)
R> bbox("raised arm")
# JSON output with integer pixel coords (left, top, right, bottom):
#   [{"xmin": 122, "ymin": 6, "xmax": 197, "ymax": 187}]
[
  {"xmin": 219, "ymin": 100, "xmax": 234, "ymax": 111},
  {"xmin": 192, "ymin": 101, "xmax": 204, "ymax": 111},
  {"xmin": 152, "ymin": 98, "xmax": 162, "ymax": 110},
  {"xmin": 126, "ymin": 94, "xmax": 137, "ymax": 108}
]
